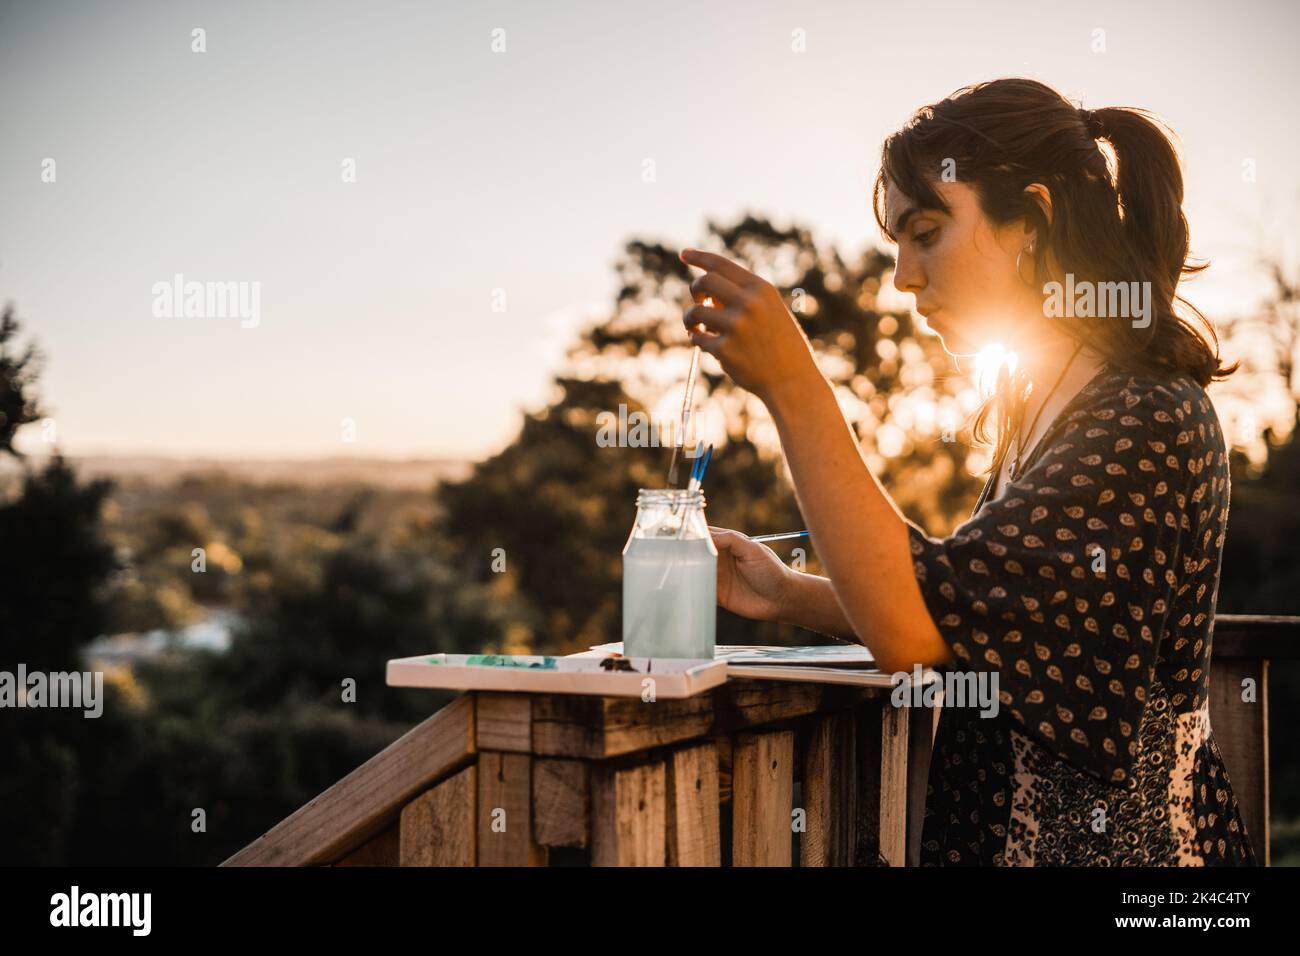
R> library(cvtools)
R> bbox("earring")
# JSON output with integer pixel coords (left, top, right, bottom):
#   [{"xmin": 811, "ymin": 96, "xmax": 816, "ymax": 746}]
[{"xmin": 1015, "ymin": 243, "xmax": 1036, "ymax": 285}]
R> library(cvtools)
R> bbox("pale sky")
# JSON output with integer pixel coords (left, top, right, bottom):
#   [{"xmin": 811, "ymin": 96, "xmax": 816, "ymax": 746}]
[{"xmin": 2, "ymin": 0, "xmax": 1296, "ymax": 459}]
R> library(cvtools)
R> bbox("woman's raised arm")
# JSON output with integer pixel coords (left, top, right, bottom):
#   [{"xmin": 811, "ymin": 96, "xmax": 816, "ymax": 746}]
[{"xmin": 681, "ymin": 248, "xmax": 954, "ymax": 674}]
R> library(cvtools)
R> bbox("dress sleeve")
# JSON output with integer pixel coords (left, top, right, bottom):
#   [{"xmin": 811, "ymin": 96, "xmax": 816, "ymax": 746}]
[{"xmin": 907, "ymin": 382, "xmax": 1194, "ymax": 785}]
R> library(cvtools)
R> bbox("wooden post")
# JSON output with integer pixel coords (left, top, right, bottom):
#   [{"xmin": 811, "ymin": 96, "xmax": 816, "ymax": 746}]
[
  {"xmin": 800, "ymin": 710, "xmax": 857, "ymax": 866},
  {"xmin": 1208, "ymin": 657, "xmax": 1269, "ymax": 865},
  {"xmin": 478, "ymin": 752, "xmax": 547, "ymax": 866},
  {"xmin": 666, "ymin": 741, "xmax": 721, "ymax": 866},
  {"xmin": 532, "ymin": 758, "xmax": 590, "ymax": 849},
  {"xmin": 399, "ymin": 764, "xmax": 477, "ymax": 866},
  {"xmin": 855, "ymin": 702, "xmax": 884, "ymax": 866},
  {"xmin": 591, "ymin": 759, "xmax": 667, "ymax": 866},
  {"xmin": 906, "ymin": 701, "xmax": 937, "ymax": 867},
  {"xmin": 476, "ymin": 693, "xmax": 532, "ymax": 753},
  {"xmin": 878, "ymin": 703, "xmax": 911, "ymax": 867},
  {"xmin": 334, "ymin": 823, "xmax": 399, "ymax": 866},
  {"xmin": 731, "ymin": 729, "xmax": 795, "ymax": 866}
]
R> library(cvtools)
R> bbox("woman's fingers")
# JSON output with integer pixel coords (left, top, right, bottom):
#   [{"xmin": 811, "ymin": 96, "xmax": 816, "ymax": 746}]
[
  {"xmin": 684, "ymin": 273, "xmax": 740, "ymax": 336},
  {"xmin": 680, "ymin": 248, "xmax": 763, "ymax": 290},
  {"xmin": 689, "ymin": 271, "xmax": 745, "ymax": 309},
  {"xmin": 689, "ymin": 324, "xmax": 726, "ymax": 358},
  {"xmin": 709, "ymin": 526, "xmax": 740, "ymax": 551},
  {"xmin": 684, "ymin": 302, "xmax": 733, "ymax": 334},
  {"xmin": 708, "ymin": 526, "xmax": 768, "ymax": 558}
]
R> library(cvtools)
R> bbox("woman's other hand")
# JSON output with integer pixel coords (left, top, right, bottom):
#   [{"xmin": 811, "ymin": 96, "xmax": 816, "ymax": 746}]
[{"xmin": 710, "ymin": 526, "xmax": 794, "ymax": 622}]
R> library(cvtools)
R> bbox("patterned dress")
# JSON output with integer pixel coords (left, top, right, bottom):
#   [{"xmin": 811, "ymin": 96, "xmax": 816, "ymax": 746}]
[{"xmin": 905, "ymin": 366, "xmax": 1256, "ymax": 865}]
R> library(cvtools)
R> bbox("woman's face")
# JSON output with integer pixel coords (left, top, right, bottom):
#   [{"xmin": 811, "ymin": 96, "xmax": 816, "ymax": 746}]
[{"xmin": 885, "ymin": 178, "xmax": 1035, "ymax": 356}]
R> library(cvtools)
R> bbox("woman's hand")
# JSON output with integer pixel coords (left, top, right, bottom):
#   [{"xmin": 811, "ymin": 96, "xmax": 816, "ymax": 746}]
[
  {"xmin": 679, "ymin": 248, "xmax": 822, "ymax": 407},
  {"xmin": 710, "ymin": 526, "xmax": 794, "ymax": 623}
]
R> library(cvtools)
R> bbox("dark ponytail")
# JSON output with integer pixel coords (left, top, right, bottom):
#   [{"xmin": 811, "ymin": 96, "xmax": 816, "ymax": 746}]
[{"xmin": 1092, "ymin": 104, "xmax": 1226, "ymax": 382}]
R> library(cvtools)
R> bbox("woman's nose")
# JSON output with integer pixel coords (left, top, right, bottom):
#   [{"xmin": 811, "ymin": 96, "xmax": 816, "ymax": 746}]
[{"xmin": 892, "ymin": 249, "xmax": 924, "ymax": 295}]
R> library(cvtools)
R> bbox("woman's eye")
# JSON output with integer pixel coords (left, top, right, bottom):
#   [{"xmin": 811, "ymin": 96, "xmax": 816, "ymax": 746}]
[{"xmin": 914, "ymin": 228, "xmax": 937, "ymax": 247}]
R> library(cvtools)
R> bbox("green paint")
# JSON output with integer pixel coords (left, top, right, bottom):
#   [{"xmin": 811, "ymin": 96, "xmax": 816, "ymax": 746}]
[{"xmin": 464, "ymin": 654, "xmax": 557, "ymax": 669}]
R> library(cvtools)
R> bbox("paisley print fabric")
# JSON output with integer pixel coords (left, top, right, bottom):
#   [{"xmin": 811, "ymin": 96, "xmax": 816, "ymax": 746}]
[{"xmin": 905, "ymin": 367, "xmax": 1256, "ymax": 866}]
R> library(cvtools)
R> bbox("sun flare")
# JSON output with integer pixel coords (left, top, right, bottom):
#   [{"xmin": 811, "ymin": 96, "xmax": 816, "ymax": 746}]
[{"xmin": 973, "ymin": 344, "xmax": 1018, "ymax": 398}]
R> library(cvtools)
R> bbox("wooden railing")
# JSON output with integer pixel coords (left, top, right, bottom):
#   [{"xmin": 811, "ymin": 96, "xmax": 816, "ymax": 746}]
[
  {"xmin": 222, "ymin": 614, "xmax": 1297, "ymax": 867},
  {"xmin": 1201, "ymin": 614, "xmax": 1299, "ymax": 867}
]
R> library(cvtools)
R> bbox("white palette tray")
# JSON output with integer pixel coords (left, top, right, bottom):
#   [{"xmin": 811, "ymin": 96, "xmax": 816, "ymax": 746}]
[
  {"xmin": 385, "ymin": 653, "xmax": 728, "ymax": 699},
  {"xmin": 582, "ymin": 641, "xmax": 876, "ymax": 667}
]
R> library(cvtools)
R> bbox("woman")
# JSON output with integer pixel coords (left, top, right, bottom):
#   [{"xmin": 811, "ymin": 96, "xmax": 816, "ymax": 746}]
[{"xmin": 681, "ymin": 77, "xmax": 1255, "ymax": 866}]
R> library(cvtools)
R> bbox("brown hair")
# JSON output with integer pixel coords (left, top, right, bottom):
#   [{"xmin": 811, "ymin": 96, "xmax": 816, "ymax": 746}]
[{"xmin": 870, "ymin": 77, "xmax": 1236, "ymax": 472}]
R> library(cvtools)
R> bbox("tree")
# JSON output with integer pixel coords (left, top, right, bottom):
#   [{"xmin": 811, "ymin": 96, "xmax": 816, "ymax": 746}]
[
  {"xmin": 0, "ymin": 307, "xmax": 117, "ymax": 669},
  {"xmin": 0, "ymin": 303, "xmax": 44, "ymax": 457},
  {"xmin": 0, "ymin": 306, "xmax": 119, "ymax": 864}
]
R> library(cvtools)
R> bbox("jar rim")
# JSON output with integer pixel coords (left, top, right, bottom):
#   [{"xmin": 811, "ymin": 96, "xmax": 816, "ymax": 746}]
[{"xmin": 636, "ymin": 487, "xmax": 705, "ymax": 505}]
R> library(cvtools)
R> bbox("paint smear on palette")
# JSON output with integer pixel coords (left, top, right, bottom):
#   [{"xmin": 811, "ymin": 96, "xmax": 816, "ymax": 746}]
[{"xmin": 425, "ymin": 654, "xmax": 558, "ymax": 669}]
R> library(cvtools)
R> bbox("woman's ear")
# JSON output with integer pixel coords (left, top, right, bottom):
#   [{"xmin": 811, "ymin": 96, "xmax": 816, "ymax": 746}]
[
  {"xmin": 1022, "ymin": 182, "xmax": 1054, "ymax": 238},
  {"xmin": 1020, "ymin": 182, "xmax": 1059, "ymax": 278}
]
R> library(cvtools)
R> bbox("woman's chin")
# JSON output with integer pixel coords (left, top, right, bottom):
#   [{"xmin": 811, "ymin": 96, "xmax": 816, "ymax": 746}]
[
  {"xmin": 926, "ymin": 317, "xmax": 972, "ymax": 356},
  {"xmin": 929, "ymin": 317, "xmax": 992, "ymax": 358}
]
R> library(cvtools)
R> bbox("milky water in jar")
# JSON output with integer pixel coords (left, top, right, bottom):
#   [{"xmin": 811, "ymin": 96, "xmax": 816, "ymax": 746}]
[{"xmin": 621, "ymin": 488, "xmax": 717, "ymax": 659}]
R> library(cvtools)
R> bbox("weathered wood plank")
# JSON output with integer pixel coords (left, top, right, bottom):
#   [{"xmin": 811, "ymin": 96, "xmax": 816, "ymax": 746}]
[
  {"xmin": 666, "ymin": 742, "xmax": 721, "ymax": 866},
  {"xmin": 334, "ymin": 822, "xmax": 399, "ymax": 866},
  {"xmin": 478, "ymin": 752, "xmax": 546, "ymax": 866},
  {"xmin": 801, "ymin": 710, "xmax": 857, "ymax": 866},
  {"xmin": 732, "ymin": 730, "xmax": 794, "ymax": 866},
  {"xmin": 878, "ymin": 702, "xmax": 911, "ymax": 866},
  {"xmin": 1213, "ymin": 615, "xmax": 1300, "ymax": 660},
  {"xmin": 222, "ymin": 695, "xmax": 476, "ymax": 866},
  {"xmin": 532, "ymin": 759, "xmax": 589, "ymax": 849},
  {"xmin": 532, "ymin": 680, "xmax": 875, "ymax": 759},
  {"xmin": 854, "ymin": 702, "xmax": 884, "ymax": 866},
  {"xmin": 476, "ymin": 693, "xmax": 531, "ymax": 753},
  {"xmin": 1209, "ymin": 657, "xmax": 1269, "ymax": 866},
  {"xmin": 591, "ymin": 760, "xmax": 667, "ymax": 866},
  {"xmin": 533, "ymin": 694, "xmax": 712, "ymax": 760},
  {"xmin": 399, "ymin": 764, "xmax": 477, "ymax": 866},
  {"xmin": 716, "ymin": 734, "xmax": 733, "ymax": 805},
  {"xmin": 906, "ymin": 703, "xmax": 937, "ymax": 867}
]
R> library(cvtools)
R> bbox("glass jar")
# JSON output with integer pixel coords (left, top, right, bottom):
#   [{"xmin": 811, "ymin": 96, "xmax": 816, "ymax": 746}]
[{"xmin": 621, "ymin": 488, "xmax": 717, "ymax": 659}]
